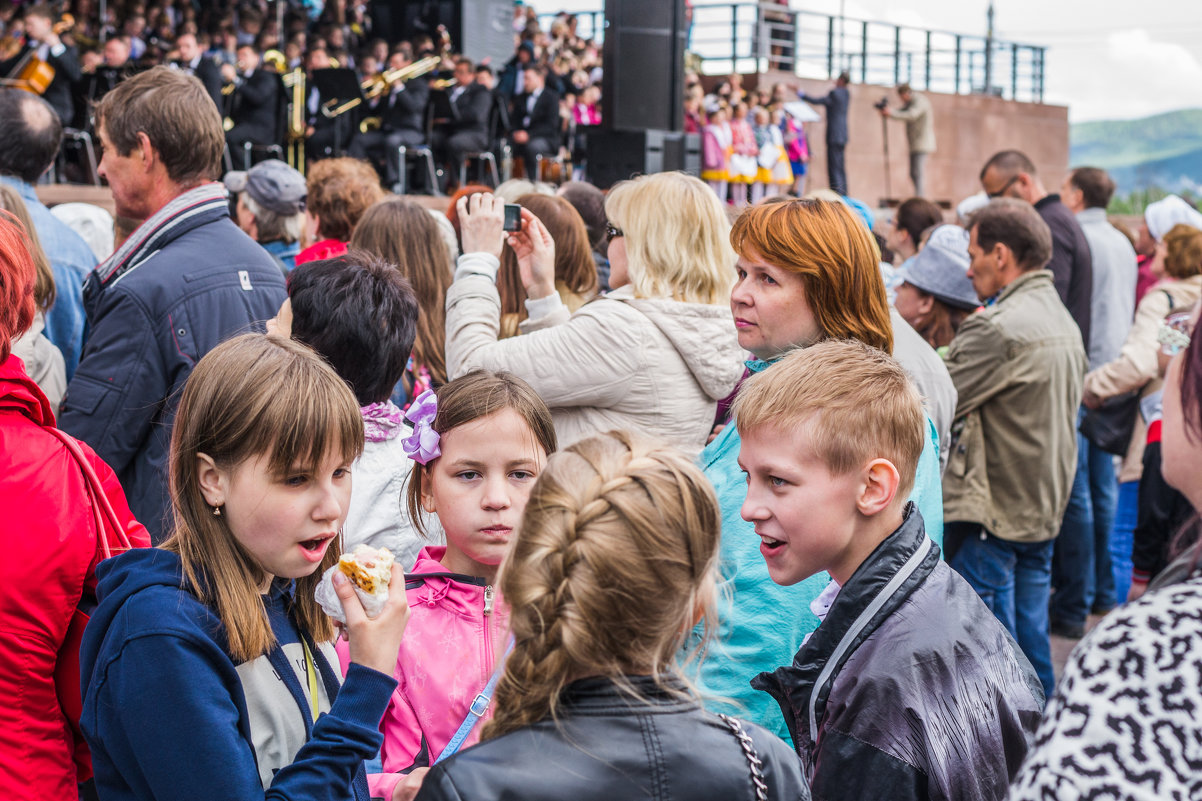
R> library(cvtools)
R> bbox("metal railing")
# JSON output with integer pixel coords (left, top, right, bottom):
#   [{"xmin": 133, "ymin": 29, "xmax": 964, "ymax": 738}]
[
  {"xmin": 538, "ymin": 3, "xmax": 1046, "ymax": 104},
  {"xmin": 688, "ymin": 2, "xmax": 1045, "ymax": 102}
]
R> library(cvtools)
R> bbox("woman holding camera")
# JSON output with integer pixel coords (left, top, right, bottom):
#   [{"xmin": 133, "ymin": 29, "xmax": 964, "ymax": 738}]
[{"xmin": 445, "ymin": 172, "xmax": 744, "ymax": 455}]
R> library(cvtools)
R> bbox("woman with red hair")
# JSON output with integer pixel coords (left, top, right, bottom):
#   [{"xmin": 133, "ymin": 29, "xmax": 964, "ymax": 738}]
[
  {"xmin": 0, "ymin": 214, "xmax": 148, "ymax": 800},
  {"xmin": 693, "ymin": 198, "xmax": 946, "ymax": 740}
]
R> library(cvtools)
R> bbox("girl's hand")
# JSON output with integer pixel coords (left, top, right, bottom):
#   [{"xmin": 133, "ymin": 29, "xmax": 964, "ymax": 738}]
[
  {"xmin": 334, "ymin": 565, "xmax": 410, "ymax": 675},
  {"xmin": 391, "ymin": 768, "xmax": 429, "ymax": 801},
  {"xmin": 506, "ymin": 209, "xmax": 556, "ymax": 299},
  {"xmin": 457, "ymin": 192, "xmax": 506, "ymax": 261}
]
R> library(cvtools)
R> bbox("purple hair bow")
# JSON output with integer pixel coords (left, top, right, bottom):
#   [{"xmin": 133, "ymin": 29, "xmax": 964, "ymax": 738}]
[{"xmin": 402, "ymin": 389, "xmax": 441, "ymax": 464}]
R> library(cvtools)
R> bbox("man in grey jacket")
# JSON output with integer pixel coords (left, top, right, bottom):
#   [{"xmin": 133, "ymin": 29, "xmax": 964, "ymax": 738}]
[
  {"xmin": 943, "ymin": 199, "xmax": 1087, "ymax": 700},
  {"xmin": 881, "ymin": 84, "xmax": 935, "ymax": 197},
  {"xmin": 1049, "ymin": 167, "xmax": 1138, "ymax": 638}
]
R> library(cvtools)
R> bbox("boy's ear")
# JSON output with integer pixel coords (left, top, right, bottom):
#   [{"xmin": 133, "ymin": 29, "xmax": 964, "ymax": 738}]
[
  {"xmin": 419, "ymin": 467, "xmax": 437, "ymax": 514},
  {"xmin": 196, "ymin": 452, "xmax": 227, "ymax": 508},
  {"xmin": 856, "ymin": 458, "xmax": 901, "ymax": 516}
]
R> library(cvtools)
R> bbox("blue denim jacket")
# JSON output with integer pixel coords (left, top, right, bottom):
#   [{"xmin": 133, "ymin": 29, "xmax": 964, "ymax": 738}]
[
  {"xmin": 0, "ymin": 177, "xmax": 97, "ymax": 378},
  {"xmin": 261, "ymin": 238, "xmax": 300, "ymax": 273},
  {"xmin": 692, "ymin": 357, "xmax": 944, "ymax": 742}
]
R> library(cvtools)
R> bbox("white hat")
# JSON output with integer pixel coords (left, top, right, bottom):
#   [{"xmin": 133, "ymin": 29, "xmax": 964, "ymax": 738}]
[
  {"xmin": 955, "ymin": 192, "xmax": 989, "ymax": 223},
  {"xmin": 1144, "ymin": 195, "xmax": 1202, "ymax": 242},
  {"xmin": 50, "ymin": 202, "xmax": 115, "ymax": 262}
]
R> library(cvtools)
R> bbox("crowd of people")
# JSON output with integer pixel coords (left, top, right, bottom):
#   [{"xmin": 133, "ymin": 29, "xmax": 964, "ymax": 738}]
[
  {"xmin": 4, "ymin": 4, "xmax": 1202, "ymax": 801},
  {"xmin": 0, "ymin": 0, "xmax": 604, "ymax": 191},
  {"xmin": 693, "ymin": 70, "xmax": 935, "ymax": 207}
]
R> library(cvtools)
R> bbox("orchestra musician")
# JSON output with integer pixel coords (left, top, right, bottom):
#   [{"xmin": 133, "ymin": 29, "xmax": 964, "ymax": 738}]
[
  {"xmin": 223, "ymin": 43, "xmax": 281, "ymax": 158},
  {"xmin": 0, "ymin": 4, "xmax": 81, "ymax": 124},
  {"xmin": 173, "ymin": 32, "xmax": 224, "ymax": 110},
  {"xmin": 83, "ymin": 36, "xmax": 134, "ymax": 101},
  {"xmin": 509, "ymin": 64, "xmax": 561, "ymax": 174},
  {"xmin": 347, "ymin": 44, "xmax": 429, "ymax": 190},
  {"xmin": 431, "ymin": 57, "xmax": 491, "ymax": 178},
  {"xmin": 303, "ymin": 45, "xmax": 339, "ymax": 163}
]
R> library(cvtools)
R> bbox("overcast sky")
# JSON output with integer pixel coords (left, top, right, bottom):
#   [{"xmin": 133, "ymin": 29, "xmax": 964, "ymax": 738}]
[{"xmin": 529, "ymin": 0, "xmax": 1202, "ymax": 123}]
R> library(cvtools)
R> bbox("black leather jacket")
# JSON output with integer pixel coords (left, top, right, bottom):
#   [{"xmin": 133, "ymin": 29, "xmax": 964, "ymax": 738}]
[
  {"xmin": 752, "ymin": 506, "xmax": 1044, "ymax": 801},
  {"xmin": 414, "ymin": 675, "xmax": 810, "ymax": 801}
]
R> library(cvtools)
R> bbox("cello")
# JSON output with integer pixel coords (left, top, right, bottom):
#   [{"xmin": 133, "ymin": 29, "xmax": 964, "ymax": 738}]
[{"xmin": 0, "ymin": 14, "xmax": 74, "ymax": 95}]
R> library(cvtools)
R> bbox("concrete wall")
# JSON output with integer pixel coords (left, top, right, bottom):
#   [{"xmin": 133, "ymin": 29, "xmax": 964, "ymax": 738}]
[{"xmin": 749, "ymin": 71, "xmax": 1070, "ymax": 209}]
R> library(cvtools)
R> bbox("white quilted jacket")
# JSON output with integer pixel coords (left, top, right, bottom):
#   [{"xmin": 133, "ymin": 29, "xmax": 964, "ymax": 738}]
[{"xmin": 445, "ymin": 255, "xmax": 745, "ymax": 456}]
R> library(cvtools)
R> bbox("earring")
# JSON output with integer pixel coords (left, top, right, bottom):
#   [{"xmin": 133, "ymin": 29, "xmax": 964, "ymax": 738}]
[{"xmin": 212, "ymin": 505, "xmax": 222, "ymax": 517}]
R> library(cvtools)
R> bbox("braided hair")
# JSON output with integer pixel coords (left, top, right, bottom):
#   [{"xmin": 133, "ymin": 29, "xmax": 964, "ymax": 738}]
[{"xmin": 482, "ymin": 431, "xmax": 721, "ymax": 740}]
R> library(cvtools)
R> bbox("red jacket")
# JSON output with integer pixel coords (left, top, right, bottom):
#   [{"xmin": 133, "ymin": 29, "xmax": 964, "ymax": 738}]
[{"xmin": 0, "ymin": 356, "xmax": 148, "ymax": 800}]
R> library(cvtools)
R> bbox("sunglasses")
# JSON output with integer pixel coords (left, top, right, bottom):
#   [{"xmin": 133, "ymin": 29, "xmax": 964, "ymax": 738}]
[
  {"xmin": 1158, "ymin": 311, "xmax": 1193, "ymax": 356},
  {"xmin": 986, "ymin": 174, "xmax": 1020, "ymax": 199},
  {"xmin": 605, "ymin": 224, "xmax": 623, "ymax": 241}
]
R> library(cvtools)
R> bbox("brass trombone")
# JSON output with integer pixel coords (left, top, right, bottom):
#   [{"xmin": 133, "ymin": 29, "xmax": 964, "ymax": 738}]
[{"xmin": 321, "ymin": 55, "xmax": 440, "ymax": 120}]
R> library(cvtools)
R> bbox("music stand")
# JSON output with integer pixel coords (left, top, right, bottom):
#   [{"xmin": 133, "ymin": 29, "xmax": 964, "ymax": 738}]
[{"xmin": 311, "ymin": 68, "xmax": 363, "ymax": 157}]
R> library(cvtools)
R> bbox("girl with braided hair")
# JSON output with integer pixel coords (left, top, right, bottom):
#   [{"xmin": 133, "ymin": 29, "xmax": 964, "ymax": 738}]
[
  {"xmin": 356, "ymin": 370, "xmax": 557, "ymax": 801},
  {"xmin": 412, "ymin": 431, "xmax": 809, "ymax": 801}
]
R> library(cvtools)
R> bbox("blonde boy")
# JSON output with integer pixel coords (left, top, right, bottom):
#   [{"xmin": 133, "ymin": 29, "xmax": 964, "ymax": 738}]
[{"xmin": 736, "ymin": 340, "xmax": 1043, "ymax": 801}]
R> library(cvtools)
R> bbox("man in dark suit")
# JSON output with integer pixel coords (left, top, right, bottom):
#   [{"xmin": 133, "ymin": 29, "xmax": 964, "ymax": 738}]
[
  {"xmin": 348, "ymin": 47, "xmax": 429, "ymax": 190},
  {"xmin": 799, "ymin": 71, "xmax": 850, "ymax": 195},
  {"xmin": 173, "ymin": 32, "xmax": 224, "ymax": 110},
  {"xmin": 303, "ymin": 46, "xmax": 345, "ymax": 163},
  {"xmin": 510, "ymin": 64, "xmax": 561, "ymax": 175},
  {"xmin": 432, "ymin": 57, "xmax": 492, "ymax": 177},
  {"xmin": 0, "ymin": 4, "xmax": 81, "ymax": 125},
  {"xmin": 224, "ymin": 44, "xmax": 281, "ymax": 160}
]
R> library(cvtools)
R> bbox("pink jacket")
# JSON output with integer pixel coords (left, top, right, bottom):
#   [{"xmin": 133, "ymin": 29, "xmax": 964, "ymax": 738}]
[{"xmin": 340, "ymin": 546, "xmax": 510, "ymax": 801}]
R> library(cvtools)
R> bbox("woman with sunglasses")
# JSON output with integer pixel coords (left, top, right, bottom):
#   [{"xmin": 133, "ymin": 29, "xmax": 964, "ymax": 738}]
[
  {"xmin": 1081, "ymin": 222, "xmax": 1202, "ymax": 604},
  {"xmin": 446, "ymin": 172, "xmax": 744, "ymax": 455},
  {"xmin": 1010, "ymin": 299, "xmax": 1202, "ymax": 799}
]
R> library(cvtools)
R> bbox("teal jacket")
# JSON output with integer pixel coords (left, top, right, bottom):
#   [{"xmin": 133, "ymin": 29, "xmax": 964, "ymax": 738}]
[{"xmin": 693, "ymin": 360, "xmax": 944, "ymax": 742}]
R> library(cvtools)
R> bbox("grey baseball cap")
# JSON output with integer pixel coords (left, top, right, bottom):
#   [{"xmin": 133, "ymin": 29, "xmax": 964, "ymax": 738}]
[
  {"xmin": 224, "ymin": 160, "xmax": 307, "ymax": 216},
  {"xmin": 902, "ymin": 225, "xmax": 980, "ymax": 310}
]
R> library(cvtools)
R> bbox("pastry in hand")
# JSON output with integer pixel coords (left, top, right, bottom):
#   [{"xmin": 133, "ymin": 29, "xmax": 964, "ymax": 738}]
[{"xmin": 339, "ymin": 544, "xmax": 395, "ymax": 596}]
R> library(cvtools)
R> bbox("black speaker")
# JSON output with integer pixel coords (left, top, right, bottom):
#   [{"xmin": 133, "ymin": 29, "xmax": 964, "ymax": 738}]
[
  {"xmin": 369, "ymin": 0, "xmax": 511, "ymax": 70},
  {"xmin": 601, "ymin": 0, "xmax": 687, "ymax": 132},
  {"xmin": 586, "ymin": 130, "xmax": 700, "ymax": 189}
]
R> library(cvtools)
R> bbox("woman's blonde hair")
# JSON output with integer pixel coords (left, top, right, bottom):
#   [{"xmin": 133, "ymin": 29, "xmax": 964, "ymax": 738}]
[
  {"xmin": 0, "ymin": 185, "xmax": 55, "ymax": 312},
  {"xmin": 482, "ymin": 431, "xmax": 721, "ymax": 741},
  {"xmin": 350, "ymin": 197, "xmax": 454, "ymax": 386},
  {"xmin": 730, "ymin": 198, "xmax": 893, "ymax": 353},
  {"xmin": 162, "ymin": 333, "xmax": 364, "ymax": 662},
  {"xmin": 406, "ymin": 370, "xmax": 558, "ymax": 537},
  {"xmin": 604, "ymin": 171, "xmax": 735, "ymax": 304}
]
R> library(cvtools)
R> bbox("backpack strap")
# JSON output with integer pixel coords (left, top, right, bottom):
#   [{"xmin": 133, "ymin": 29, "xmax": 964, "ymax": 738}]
[{"xmin": 434, "ymin": 638, "xmax": 514, "ymax": 763}]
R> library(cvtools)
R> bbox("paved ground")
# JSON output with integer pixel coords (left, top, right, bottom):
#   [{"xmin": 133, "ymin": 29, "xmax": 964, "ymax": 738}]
[{"xmin": 1050, "ymin": 612, "xmax": 1108, "ymax": 681}]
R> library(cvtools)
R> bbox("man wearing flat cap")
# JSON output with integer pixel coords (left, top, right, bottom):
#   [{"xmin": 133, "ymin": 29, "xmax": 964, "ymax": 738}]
[{"xmin": 225, "ymin": 160, "xmax": 308, "ymax": 273}]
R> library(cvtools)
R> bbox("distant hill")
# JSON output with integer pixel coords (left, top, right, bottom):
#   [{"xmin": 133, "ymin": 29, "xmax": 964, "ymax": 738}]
[{"xmin": 1070, "ymin": 109, "xmax": 1202, "ymax": 194}]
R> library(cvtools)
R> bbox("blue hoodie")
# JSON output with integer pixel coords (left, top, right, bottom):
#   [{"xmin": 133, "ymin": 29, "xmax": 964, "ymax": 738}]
[{"xmin": 80, "ymin": 548, "xmax": 395, "ymax": 801}]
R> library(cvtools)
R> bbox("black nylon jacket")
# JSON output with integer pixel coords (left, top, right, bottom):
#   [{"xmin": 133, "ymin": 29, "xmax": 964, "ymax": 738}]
[
  {"xmin": 752, "ymin": 506, "xmax": 1044, "ymax": 801},
  {"xmin": 413, "ymin": 675, "xmax": 810, "ymax": 801}
]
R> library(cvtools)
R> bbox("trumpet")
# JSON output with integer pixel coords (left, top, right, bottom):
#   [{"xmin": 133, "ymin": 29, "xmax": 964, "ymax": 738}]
[
  {"xmin": 321, "ymin": 56, "xmax": 440, "ymax": 119},
  {"xmin": 428, "ymin": 77, "xmax": 456, "ymax": 91}
]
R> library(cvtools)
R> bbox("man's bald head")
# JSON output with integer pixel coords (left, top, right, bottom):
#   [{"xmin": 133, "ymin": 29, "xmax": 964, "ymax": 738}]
[{"xmin": 0, "ymin": 90, "xmax": 63, "ymax": 183}]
